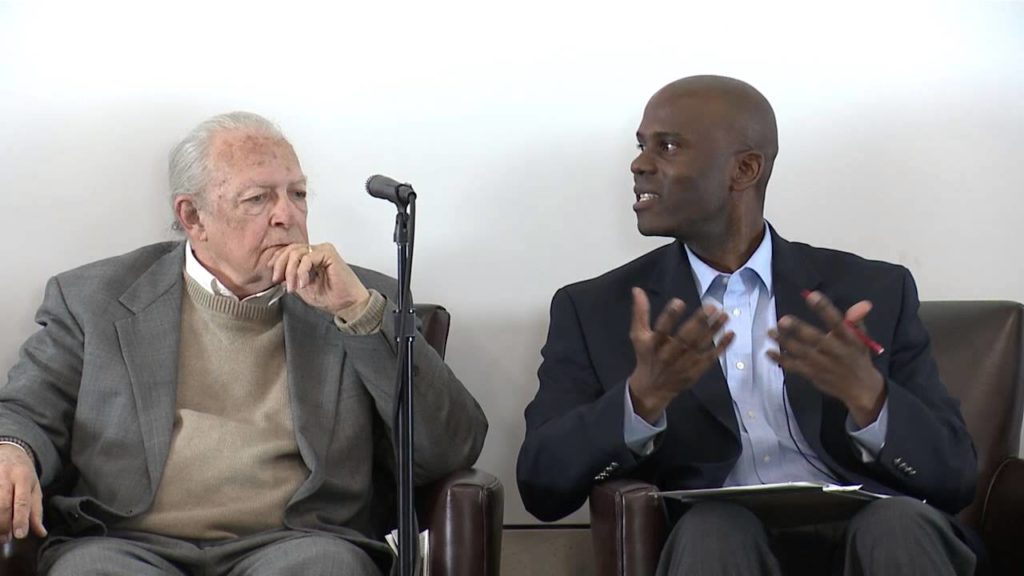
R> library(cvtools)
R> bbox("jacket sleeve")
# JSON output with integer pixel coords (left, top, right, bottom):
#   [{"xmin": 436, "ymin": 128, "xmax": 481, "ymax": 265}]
[
  {"xmin": 338, "ymin": 293, "xmax": 488, "ymax": 486},
  {"xmin": 871, "ymin": 268, "xmax": 978, "ymax": 513},
  {"xmin": 0, "ymin": 276, "xmax": 82, "ymax": 486},
  {"xmin": 517, "ymin": 288, "xmax": 643, "ymax": 522}
]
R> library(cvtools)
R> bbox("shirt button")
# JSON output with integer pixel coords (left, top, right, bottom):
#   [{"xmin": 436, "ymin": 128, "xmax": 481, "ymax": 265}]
[
  {"xmin": 763, "ymin": 455, "xmax": 771, "ymax": 463},
  {"xmin": 746, "ymin": 410, "xmax": 755, "ymax": 419},
  {"xmin": 732, "ymin": 308, "xmax": 741, "ymax": 316},
  {"xmin": 736, "ymin": 361, "xmax": 745, "ymax": 370}
]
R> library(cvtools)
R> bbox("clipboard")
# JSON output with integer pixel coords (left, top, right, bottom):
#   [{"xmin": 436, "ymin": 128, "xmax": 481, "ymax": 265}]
[{"xmin": 658, "ymin": 482, "xmax": 888, "ymax": 529}]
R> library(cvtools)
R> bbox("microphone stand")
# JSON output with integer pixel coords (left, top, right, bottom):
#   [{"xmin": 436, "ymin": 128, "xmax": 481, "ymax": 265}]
[{"xmin": 392, "ymin": 194, "xmax": 418, "ymax": 576}]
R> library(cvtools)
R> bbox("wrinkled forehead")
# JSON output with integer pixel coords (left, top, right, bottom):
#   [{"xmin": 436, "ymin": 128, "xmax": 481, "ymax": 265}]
[{"xmin": 209, "ymin": 130, "xmax": 299, "ymax": 173}]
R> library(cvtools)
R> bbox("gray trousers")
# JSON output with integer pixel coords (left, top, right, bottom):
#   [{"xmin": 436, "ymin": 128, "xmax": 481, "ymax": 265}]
[
  {"xmin": 656, "ymin": 497, "xmax": 976, "ymax": 576},
  {"xmin": 39, "ymin": 529, "xmax": 383, "ymax": 576}
]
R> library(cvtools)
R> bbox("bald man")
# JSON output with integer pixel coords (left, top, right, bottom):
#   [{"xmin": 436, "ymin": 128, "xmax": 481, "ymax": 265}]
[{"xmin": 517, "ymin": 76, "xmax": 977, "ymax": 575}]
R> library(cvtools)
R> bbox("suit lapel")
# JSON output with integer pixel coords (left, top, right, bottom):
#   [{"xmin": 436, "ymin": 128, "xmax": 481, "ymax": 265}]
[
  {"xmin": 115, "ymin": 243, "xmax": 186, "ymax": 492},
  {"xmin": 770, "ymin": 228, "xmax": 830, "ymax": 458},
  {"xmin": 282, "ymin": 295, "xmax": 345, "ymax": 479},
  {"xmin": 646, "ymin": 243, "xmax": 737, "ymax": 436}
]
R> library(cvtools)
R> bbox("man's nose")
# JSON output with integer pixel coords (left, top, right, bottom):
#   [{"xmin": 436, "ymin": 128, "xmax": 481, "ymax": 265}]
[
  {"xmin": 631, "ymin": 150, "xmax": 654, "ymax": 176},
  {"xmin": 270, "ymin": 195, "xmax": 303, "ymax": 227}
]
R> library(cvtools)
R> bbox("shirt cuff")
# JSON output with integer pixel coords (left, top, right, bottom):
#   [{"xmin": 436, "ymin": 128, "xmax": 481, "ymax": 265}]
[
  {"xmin": 846, "ymin": 398, "xmax": 889, "ymax": 462},
  {"xmin": 623, "ymin": 383, "xmax": 666, "ymax": 456},
  {"xmin": 334, "ymin": 290, "xmax": 386, "ymax": 335}
]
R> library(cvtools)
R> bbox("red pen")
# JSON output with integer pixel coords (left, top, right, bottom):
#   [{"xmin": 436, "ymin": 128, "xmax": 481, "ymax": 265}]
[{"xmin": 801, "ymin": 290, "xmax": 886, "ymax": 356}]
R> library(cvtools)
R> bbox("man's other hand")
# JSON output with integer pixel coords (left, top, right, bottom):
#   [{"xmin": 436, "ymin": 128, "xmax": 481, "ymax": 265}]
[
  {"xmin": 0, "ymin": 444, "xmax": 46, "ymax": 543},
  {"xmin": 767, "ymin": 290, "xmax": 886, "ymax": 427}
]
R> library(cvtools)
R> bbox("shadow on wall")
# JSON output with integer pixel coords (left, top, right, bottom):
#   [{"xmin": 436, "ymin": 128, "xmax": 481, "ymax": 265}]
[
  {"xmin": 0, "ymin": 104, "xmax": 203, "ymax": 375},
  {"xmin": 443, "ymin": 311, "xmax": 550, "ymax": 520},
  {"xmin": 767, "ymin": 88, "xmax": 1022, "ymax": 301}
]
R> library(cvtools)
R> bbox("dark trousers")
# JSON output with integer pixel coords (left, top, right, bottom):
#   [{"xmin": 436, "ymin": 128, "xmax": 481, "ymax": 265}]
[{"xmin": 656, "ymin": 497, "xmax": 975, "ymax": 576}]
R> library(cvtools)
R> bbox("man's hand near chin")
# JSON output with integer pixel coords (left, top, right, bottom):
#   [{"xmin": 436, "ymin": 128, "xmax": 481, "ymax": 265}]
[{"xmin": 267, "ymin": 242, "xmax": 372, "ymax": 321}]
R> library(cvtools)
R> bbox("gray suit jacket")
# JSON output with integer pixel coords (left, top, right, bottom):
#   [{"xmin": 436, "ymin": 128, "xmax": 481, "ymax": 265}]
[{"xmin": 0, "ymin": 241, "xmax": 487, "ymax": 561}]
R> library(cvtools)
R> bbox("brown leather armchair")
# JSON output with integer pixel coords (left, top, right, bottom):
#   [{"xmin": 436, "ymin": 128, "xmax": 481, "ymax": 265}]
[
  {"xmin": 0, "ymin": 304, "xmax": 503, "ymax": 576},
  {"xmin": 590, "ymin": 300, "xmax": 1024, "ymax": 576}
]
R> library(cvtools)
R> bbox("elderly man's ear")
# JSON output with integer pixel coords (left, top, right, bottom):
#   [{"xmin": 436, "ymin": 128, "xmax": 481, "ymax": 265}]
[{"xmin": 174, "ymin": 196, "xmax": 206, "ymax": 239}]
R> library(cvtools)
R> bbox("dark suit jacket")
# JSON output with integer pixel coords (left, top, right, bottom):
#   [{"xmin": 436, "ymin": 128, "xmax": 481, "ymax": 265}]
[
  {"xmin": 517, "ymin": 228, "xmax": 977, "ymax": 523},
  {"xmin": 0, "ymin": 241, "xmax": 487, "ymax": 563}
]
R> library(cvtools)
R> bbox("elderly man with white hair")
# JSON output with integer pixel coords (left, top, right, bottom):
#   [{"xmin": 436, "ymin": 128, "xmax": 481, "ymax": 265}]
[{"xmin": 0, "ymin": 112, "xmax": 487, "ymax": 575}]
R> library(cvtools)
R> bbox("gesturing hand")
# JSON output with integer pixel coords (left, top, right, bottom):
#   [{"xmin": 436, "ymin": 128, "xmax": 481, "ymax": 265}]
[
  {"xmin": 268, "ymin": 242, "xmax": 372, "ymax": 321},
  {"xmin": 627, "ymin": 287, "xmax": 734, "ymax": 423},
  {"xmin": 767, "ymin": 290, "xmax": 886, "ymax": 427}
]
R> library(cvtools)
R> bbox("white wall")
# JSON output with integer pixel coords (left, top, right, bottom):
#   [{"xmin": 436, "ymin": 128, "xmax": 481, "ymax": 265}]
[{"xmin": 1, "ymin": 1, "xmax": 1022, "ymax": 525}]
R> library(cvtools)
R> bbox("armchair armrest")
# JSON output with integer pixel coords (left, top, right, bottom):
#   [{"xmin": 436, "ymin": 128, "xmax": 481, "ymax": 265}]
[
  {"xmin": 590, "ymin": 479, "xmax": 669, "ymax": 576},
  {"xmin": 981, "ymin": 456, "xmax": 1024, "ymax": 576},
  {"xmin": 416, "ymin": 468, "xmax": 503, "ymax": 576}
]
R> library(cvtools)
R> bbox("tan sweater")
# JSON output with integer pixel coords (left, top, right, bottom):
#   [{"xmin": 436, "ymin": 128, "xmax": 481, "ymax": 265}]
[{"xmin": 122, "ymin": 276, "xmax": 308, "ymax": 539}]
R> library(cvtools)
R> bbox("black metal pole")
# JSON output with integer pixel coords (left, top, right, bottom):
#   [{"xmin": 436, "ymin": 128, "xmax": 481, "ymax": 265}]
[{"xmin": 393, "ymin": 199, "xmax": 418, "ymax": 576}]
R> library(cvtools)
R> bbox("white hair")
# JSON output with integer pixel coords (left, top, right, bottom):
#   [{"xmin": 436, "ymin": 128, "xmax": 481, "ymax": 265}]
[{"xmin": 168, "ymin": 111, "xmax": 286, "ymax": 231}]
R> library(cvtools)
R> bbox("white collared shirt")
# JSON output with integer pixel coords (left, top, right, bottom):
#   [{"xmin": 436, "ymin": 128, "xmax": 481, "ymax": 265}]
[{"xmin": 184, "ymin": 241, "xmax": 284, "ymax": 306}]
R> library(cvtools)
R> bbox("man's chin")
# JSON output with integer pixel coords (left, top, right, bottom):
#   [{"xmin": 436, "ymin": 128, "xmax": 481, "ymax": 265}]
[
  {"xmin": 636, "ymin": 219, "xmax": 676, "ymax": 239},
  {"xmin": 238, "ymin": 271, "xmax": 279, "ymax": 295}
]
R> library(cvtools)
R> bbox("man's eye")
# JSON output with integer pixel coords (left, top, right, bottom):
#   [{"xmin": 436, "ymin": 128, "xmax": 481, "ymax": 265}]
[
  {"xmin": 636, "ymin": 143, "xmax": 646, "ymax": 152},
  {"xmin": 661, "ymin": 141, "xmax": 679, "ymax": 152},
  {"xmin": 292, "ymin": 190, "xmax": 308, "ymax": 200},
  {"xmin": 245, "ymin": 193, "xmax": 266, "ymax": 204}
]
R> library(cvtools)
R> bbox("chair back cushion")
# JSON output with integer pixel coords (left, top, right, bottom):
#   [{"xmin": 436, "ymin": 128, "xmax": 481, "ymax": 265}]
[
  {"xmin": 918, "ymin": 301, "xmax": 1024, "ymax": 528},
  {"xmin": 416, "ymin": 304, "xmax": 451, "ymax": 360}
]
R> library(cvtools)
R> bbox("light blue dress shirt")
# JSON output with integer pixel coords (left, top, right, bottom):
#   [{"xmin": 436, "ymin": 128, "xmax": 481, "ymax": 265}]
[{"xmin": 623, "ymin": 228, "xmax": 888, "ymax": 485}]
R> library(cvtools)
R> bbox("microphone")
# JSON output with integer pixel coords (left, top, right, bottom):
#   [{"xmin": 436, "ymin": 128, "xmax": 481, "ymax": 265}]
[{"xmin": 366, "ymin": 175, "xmax": 415, "ymax": 205}]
